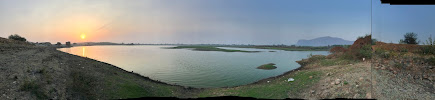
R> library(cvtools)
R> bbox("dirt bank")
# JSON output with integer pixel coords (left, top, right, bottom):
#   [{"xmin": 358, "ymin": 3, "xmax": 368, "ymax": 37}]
[{"xmin": 0, "ymin": 42, "xmax": 201, "ymax": 99}]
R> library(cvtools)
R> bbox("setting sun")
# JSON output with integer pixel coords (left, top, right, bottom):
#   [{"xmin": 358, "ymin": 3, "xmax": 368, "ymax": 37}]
[{"xmin": 81, "ymin": 34, "xmax": 86, "ymax": 39}]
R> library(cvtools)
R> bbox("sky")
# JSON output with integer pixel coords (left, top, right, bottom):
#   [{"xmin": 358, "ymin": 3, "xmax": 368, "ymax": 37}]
[
  {"xmin": 0, "ymin": 0, "xmax": 371, "ymax": 45},
  {"xmin": 372, "ymin": 0, "xmax": 435, "ymax": 44}
]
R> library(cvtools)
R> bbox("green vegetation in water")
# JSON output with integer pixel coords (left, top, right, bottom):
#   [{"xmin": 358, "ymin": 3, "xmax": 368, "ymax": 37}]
[
  {"xmin": 228, "ymin": 45, "xmax": 336, "ymax": 51},
  {"xmin": 165, "ymin": 45, "xmax": 260, "ymax": 53},
  {"xmin": 197, "ymin": 70, "xmax": 323, "ymax": 99},
  {"xmin": 256, "ymin": 63, "xmax": 277, "ymax": 70}
]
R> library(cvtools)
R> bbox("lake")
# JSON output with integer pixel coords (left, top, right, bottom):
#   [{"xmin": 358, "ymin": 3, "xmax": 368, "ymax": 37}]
[{"xmin": 58, "ymin": 45, "xmax": 329, "ymax": 88}]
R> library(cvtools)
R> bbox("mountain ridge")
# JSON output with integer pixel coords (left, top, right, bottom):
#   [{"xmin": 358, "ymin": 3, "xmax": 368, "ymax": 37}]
[{"xmin": 296, "ymin": 36, "xmax": 354, "ymax": 46}]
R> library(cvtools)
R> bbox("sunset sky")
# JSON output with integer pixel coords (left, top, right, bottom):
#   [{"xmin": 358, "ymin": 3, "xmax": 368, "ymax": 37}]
[{"xmin": 1, "ymin": 0, "xmax": 372, "ymax": 45}]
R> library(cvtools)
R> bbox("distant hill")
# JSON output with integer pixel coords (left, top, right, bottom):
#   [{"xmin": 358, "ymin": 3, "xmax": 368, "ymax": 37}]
[
  {"xmin": 75, "ymin": 42, "xmax": 121, "ymax": 46},
  {"xmin": 296, "ymin": 36, "xmax": 354, "ymax": 46}
]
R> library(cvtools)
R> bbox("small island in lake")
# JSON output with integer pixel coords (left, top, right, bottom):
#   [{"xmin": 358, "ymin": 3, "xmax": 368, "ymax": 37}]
[{"xmin": 257, "ymin": 63, "xmax": 277, "ymax": 70}]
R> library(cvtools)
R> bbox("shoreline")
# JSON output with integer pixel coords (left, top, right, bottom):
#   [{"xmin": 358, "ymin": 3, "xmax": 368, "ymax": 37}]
[
  {"xmin": 55, "ymin": 49, "xmax": 200, "ymax": 89},
  {"xmin": 55, "ymin": 48, "xmax": 308, "ymax": 89}
]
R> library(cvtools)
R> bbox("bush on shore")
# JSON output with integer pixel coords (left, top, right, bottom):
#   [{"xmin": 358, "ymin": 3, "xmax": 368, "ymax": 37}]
[
  {"xmin": 8, "ymin": 34, "xmax": 27, "ymax": 42},
  {"xmin": 296, "ymin": 55, "xmax": 326, "ymax": 66}
]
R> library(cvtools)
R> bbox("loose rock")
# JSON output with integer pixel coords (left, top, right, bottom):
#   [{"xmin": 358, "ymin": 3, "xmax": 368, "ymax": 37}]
[{"xmin": 335, "ymin": 79, "xmax": 341, "ymax": 85}]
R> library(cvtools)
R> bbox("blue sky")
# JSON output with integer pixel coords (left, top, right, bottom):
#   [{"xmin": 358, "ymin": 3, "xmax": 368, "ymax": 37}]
[
  {"xmin": 1, "ymin": 0, "xmax": 371, "ymax": 44},
  {"xmin": 373, "ymin": 0, "xmax": 435, "ymax": 44}
]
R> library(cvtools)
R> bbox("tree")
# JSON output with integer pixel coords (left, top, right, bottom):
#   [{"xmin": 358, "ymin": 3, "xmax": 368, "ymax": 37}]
[
  {"xmin": 8, "ymin": 34, "xmax": 26, "ymax": 42},
  {"xmin": 399, "ymin": 32, "xmax": 419, "ymax": 44},
  {"xmin": 56, "ymin": 42, "xmax": 61, "ymax": 46},
  {"xmin": 423, "ymin": 35, "xmax": 434, "ymax": 45}
]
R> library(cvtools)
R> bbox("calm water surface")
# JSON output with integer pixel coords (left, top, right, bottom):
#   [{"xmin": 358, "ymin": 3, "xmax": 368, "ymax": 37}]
[{"xmin": 58, "ymin": 45, "xmax": 328, "ymax": 88}]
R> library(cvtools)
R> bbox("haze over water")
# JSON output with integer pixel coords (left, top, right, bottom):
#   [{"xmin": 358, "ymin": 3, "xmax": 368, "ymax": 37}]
[{"xmin": 59, "ymin": 45, "xmax": 328, "ymax": 88}]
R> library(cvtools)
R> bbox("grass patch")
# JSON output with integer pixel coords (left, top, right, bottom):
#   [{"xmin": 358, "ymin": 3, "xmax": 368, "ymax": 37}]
[
  {"xmin": 420, "ymin": 45, "xmax": 435, "ymax": 55},
  {"xmin": 197, "ymin": 70, "xmax": 322, "ymax": 99},
  {"xmin": 103, "ymin": 69, "xmax": 183, "ymax": 99},
  {"xmin": 257, "ymin": 63, "xmax": 277, "ymax": 70},
  {"xmin": 319, "ymin": 58, "xmax": 357, "ymax": 66},
  {"xmin": 298, "ymin": 54, "xmax": 357, "ymax": 67},
  {"xmin": 427, "ymin": 57, "xmax": 435, "ymax": 66},
  {"xmin": 20, "ymin": 80, "xmax": 48, "ymax": 99},
  {"xmin": 116, "ymin": 81, "xmax": 149, "ymax": 98},
  {"xmin": 374, "ymin": 48, "xmax": 391, "ymax": 59},
  {"xmin": 165, "ymin": 46, "xmax": 260, "ymax": 53},
  {"xmin": 69, "ymin": 70, "xmax": 98, "ymax": 99},
  {"xmin": 343, "ymin": 81, "xmax": 349, "ymax": 85}
]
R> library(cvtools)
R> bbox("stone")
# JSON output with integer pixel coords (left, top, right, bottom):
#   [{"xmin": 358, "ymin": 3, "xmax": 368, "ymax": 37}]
[
  {"xmin": 366, "ymin": 93, "xmax": 372, "ymax": 99},
  {"xmin": 359, "ymin": 77, "xmax": 364, "ymax": 81},
  {"xmin": 331, "ymin": 82, "xmax": 335, "ymax": 85},
  {"xmin": 356, "ymin": 85, "xmax": 359, "ymax": 88},
  {"xmin": 353, "ymin": 94, "xmax": 360, "ymax": 98},
  {"xmin": 335, "ymin": 79, "xmax": 341, "ymax": 85},
  {"xmin": 310, "ymin": 90, "xmax": 315, "ymax": 94}
]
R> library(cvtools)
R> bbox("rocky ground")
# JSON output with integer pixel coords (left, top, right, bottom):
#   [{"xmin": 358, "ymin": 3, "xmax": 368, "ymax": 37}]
[
  {"xmin": 372, "ymin": 54, "xmax": 435, "ymax": 99},
  {"xmin": 301, "ymin": 61, "xmax": 372, "ymax": 99},
  {"xmin": 0, "ymin": 40, "xmax": 200, "ymax": 99}
]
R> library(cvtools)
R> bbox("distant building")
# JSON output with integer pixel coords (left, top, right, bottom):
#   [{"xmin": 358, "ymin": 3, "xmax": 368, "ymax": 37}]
[{"xmin": 66, "ymin": 41, "xmax": 71, "ymax": 47}]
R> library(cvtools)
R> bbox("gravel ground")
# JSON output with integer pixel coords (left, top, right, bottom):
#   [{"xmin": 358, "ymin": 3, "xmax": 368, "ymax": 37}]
[
  {"xmin": 301, "ymin": 62, "xmax": 372, "ymax": 99},
  {"xmin": 372, "ymin": 56, "xmax": 435, "ymax": 100}
]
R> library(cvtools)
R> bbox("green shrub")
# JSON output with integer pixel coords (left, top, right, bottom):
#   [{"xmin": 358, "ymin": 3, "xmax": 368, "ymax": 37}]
[
  {"xmin": 399, "ymin": 48, "xmax": 408, "ymax": 52},
  {"xmin": 8, "ymin": 34, "xmax": 27, "ymax": 42},
  {"xmin": 372, "ymin": 39, "xmax": 378, "ymax": 45},
  {"xmin": 374, "ymin": 48, "xmax": 391, "ymax": 59},
  {"xmin": 297, "ymin": 55, "xmax": 326, "ymax": 66},
  {"xmin": 308, "ymin": 54, "xmax": 326, "ymax": 61},
  {"xmin": 20, "ymin": 80, "xmax": 47, "ymax": 99},
  {"xmin": 427, "ymin": 57, "xmax": 435, "ymax": 66},
  {"xmin": 420, "ymin": 45, "xmax": 435, "ymax": 55},
  {"xmin": 357, "ymin": 44, "xmax": 372, "ymax": 59}
]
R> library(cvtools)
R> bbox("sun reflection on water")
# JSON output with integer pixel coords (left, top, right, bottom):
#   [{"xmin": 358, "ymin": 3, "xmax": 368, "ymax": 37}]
[{"xmin": 82, "ymin": 47, "xmax": 86, "ymax": 57}]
